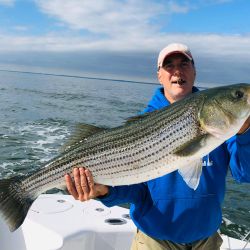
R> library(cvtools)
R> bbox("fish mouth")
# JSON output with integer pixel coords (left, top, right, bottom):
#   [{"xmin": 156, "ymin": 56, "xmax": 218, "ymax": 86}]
[{"xmin": 171, "ymin": 79, "xmax": 186, "ymax": 85}]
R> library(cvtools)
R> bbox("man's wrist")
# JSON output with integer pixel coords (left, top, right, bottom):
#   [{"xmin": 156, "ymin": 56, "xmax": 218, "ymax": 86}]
[{"xmin": 97, "ymin": 186, "xmax": 109, "ymax": 198}]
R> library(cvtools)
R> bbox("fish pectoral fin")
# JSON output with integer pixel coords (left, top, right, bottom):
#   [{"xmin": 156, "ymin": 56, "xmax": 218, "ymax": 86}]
[
  {"xmin": 61, "ymin": 123, "xmax": 106, "ymax": 152},
  {"xmin": 178, "ymin": 159, "xmax": 203, "ymax": 190},
  {"xmin": 174, "ymin": 134, "xmax": 207, "ymax": 157}
]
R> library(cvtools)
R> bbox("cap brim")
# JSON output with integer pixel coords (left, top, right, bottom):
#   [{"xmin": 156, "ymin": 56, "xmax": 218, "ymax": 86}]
[{"xmin": 158, "ymin": 51, "xmax": 193, "ymax": 67}]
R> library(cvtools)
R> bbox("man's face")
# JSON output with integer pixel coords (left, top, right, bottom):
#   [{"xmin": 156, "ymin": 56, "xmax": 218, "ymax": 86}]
[{"xmin": 158, "ymin": 53, "xmax": 196, "ymax": 103}]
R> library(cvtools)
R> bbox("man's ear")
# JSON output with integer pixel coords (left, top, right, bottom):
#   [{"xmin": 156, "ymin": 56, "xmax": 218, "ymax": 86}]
[
  {"xmin": 158, "ymin": 68, "xmax": 163, "ymax": 85},
  {"xmin": 193, "ymin": 64, "xmax": 196, "ymax": 77}
]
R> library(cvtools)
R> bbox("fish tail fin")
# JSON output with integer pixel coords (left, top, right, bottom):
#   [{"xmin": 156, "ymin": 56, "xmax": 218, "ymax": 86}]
[{"xmin": 0, "ymin": 177, "xmax": 34, "ymax": 232}]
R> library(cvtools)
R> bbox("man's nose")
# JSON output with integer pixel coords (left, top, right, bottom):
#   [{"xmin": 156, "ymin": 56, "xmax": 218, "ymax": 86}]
[{"xmin": 173, "ymin": 67, "xmax": 181, "ymax": 75}]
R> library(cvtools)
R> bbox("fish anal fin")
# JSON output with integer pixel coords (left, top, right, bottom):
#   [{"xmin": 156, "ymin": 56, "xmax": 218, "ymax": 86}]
[{"xmin": 178, "ymin": 159, "xmax": 203, "ymax": 190}]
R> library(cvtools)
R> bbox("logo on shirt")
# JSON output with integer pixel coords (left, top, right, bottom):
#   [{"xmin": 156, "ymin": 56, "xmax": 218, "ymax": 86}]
[{"xmin": 202, "ymin": 154, "xmax": 213, "ymax": 167}]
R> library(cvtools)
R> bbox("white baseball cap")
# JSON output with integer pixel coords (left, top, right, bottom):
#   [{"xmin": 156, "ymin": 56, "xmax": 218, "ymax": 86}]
[{"xmin": 157, "ymin": 43, "xmax": 193, "ymax": 67}]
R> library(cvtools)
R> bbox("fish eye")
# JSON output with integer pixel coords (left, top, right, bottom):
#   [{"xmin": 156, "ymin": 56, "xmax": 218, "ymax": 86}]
[{"xmin": 234, "ymin": 90, "xmax": 244, "ymax": 99}]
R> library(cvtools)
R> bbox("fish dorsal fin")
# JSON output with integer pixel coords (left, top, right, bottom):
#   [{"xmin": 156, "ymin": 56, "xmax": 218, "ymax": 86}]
[
  {"xmin": 178, "ymin": 159, "xmax": 203, "ymax": 190},
  {"xmin": 125, "ymin": 113, "xmax": 150, "ymax": 124},
  {"xmin": 125, "ymin": 110, "xmax": 159, "ymax": 124},
  {"xmin": 61, "ymin": 123, "xmax": 106, "ymax": 152}
]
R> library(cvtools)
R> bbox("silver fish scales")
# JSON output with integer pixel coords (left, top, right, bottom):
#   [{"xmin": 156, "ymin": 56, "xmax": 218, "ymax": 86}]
[
  {"xmin": 22, "ymin": 97, "xmax": 202, "ymax": 192},
  {"xmin": 1, "ymin": 83, "xmax": 250, "ymax": 232}
]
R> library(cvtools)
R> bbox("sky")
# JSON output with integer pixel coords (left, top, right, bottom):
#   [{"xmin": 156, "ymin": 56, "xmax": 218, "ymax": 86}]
[{"xmin": 0, "ymin": 0, "xmax": 250, "ymax": 85}]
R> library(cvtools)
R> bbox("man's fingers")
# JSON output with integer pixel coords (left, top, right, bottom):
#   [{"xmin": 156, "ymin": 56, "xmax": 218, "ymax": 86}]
[
  {"xmin": 85, "ymin": 169, "xmax": 94, "ymax": 188},
  {"xmin": 238, "ymin": 116, "xmax": 250, "ymax": 134},
  {"xmin": 85, "ymin": 169, "xmax": 109, "ymax": 198},
  {"xmin": 79, "ymin": 167, "xmax": 90, "ymax": 195},
  {"xmin": 64, "ymin": 174, "xmax": 78, "ymax": 200},
  {"xmin": 65, "ymin": 167, "xmax": 100, "ymax": 202},
  {"xmin": 73, "ymin": 168, "xmax": 85, "ymax": 201}
]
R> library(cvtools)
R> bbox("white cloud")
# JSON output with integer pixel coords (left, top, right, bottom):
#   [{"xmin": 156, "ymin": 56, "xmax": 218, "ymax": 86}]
[
  {"xmin": 35, "ymin": 0, "xmax": 193, "ymax": 39},
  {"xmin": 0, "ymin": 0, "xmax": 14, "ymax": 6},
  {"xmin": 1, "ymin": 32, "xmax": 250, "ymax": 59},
  {"xmin": 0, "ymin": 0, "xmax": 249, "ymax": 61},
  {"xmin": 166, "ymin": 1, "xmax": 190, "ymax": 13},
  {"xmin": 204, "ymin": 0, "xmax": 232, "ymax": 4},
  {"xmin": 35, "ymin": 0, "xmax": 164, "ymax": 37},
  {"xmin": 33, "ymin": 0, "xmax": 244, "ymax": 55},
  {"xmin": 12, "ymin": 26, "xmax": 29, "ymax": 32}
]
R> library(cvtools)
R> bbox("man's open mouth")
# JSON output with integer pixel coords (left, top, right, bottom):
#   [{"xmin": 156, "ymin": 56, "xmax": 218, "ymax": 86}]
[{"xmin": 172, "ymin": 79, "xmax": 186, "ymax": 85}]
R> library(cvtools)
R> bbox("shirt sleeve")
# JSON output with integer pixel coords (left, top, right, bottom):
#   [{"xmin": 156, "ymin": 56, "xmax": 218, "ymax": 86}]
[
  {"xmin": 98, "ymin": 183, "xmax": 148, "ymax": 207},
  {"xmin": 226, "ymin": 128, "xmax": 250, "ymax": 182}
]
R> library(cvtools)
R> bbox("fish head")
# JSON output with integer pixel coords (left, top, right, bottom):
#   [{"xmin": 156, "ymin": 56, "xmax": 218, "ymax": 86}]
[{"xmin": 199, "ymin": 83, "xmax": 250, "ymax": 139}]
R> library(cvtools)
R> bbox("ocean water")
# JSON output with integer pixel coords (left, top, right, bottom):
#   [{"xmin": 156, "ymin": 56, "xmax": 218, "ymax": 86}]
[{"xmin": 0, "ymin": 70, "xmax": 249, "ymax": 240}]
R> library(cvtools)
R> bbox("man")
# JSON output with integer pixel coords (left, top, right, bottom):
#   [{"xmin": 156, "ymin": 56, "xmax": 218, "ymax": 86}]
[{"xmin": 65, "ymin": 43, "xmax": 250, "ymax": 250}]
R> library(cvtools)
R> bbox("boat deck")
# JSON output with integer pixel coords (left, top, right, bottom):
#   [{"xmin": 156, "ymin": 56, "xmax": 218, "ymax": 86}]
[{"xmin": 0, "ymin": 194, "xmax": 249, "ymax": 250}]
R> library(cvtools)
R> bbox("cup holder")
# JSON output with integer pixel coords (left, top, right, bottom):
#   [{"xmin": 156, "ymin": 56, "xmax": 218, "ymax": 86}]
[{"xmin": 104, "ymin": 218, "xmax": 127, "ymax": 225}]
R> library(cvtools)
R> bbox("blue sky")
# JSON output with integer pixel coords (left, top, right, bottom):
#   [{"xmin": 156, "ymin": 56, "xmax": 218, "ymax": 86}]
[
  {"xmin": 0, "ymin": 0, "xmax": 250, "ymax": 84},
  {"xmin": 0, "ymin": 0, "xmax": 249, "ymax": 52}
]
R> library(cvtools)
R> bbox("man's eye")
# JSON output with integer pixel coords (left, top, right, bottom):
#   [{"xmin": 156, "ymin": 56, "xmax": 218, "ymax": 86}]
[
  {"xmin": 164, "ymin": 64, "xmax": 173, "ymax": 69},
  {"xmin": 181, "ymin": 62, "xmax": 189, "ymax": 67}
]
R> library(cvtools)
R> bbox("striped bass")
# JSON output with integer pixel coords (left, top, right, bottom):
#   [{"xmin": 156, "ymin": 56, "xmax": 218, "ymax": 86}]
[{"xmin": 1, "ymin": 83, "xmax": 250, "ymax": 232}]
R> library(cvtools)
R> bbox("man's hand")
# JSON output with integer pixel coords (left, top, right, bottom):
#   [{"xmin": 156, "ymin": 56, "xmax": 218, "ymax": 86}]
[
  {"xmin": 238, "ymin": 116, "xmax": 250, "ymax": 134},
  {"xmin": 65, "ymin": 167, "xmax": 109, "ymax": 201}
]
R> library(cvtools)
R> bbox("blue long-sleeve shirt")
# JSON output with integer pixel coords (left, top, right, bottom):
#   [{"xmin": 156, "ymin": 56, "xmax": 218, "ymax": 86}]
[{"xmin": 100, "ymin": 86, "xmax": 250, "ymax": 243}]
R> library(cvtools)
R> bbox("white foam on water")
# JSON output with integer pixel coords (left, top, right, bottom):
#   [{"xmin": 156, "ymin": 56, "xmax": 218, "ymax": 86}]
[
  {"xmin": 0, "ymin": 121, "xmax": 71, "ymax": 175},
  {"xmin": 223, "ymin": 217, "xmax": 234, "ymax": 226},
  {"xmin": 0, "ymin": 162, "xmax": 16, "ymax": 174}
]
